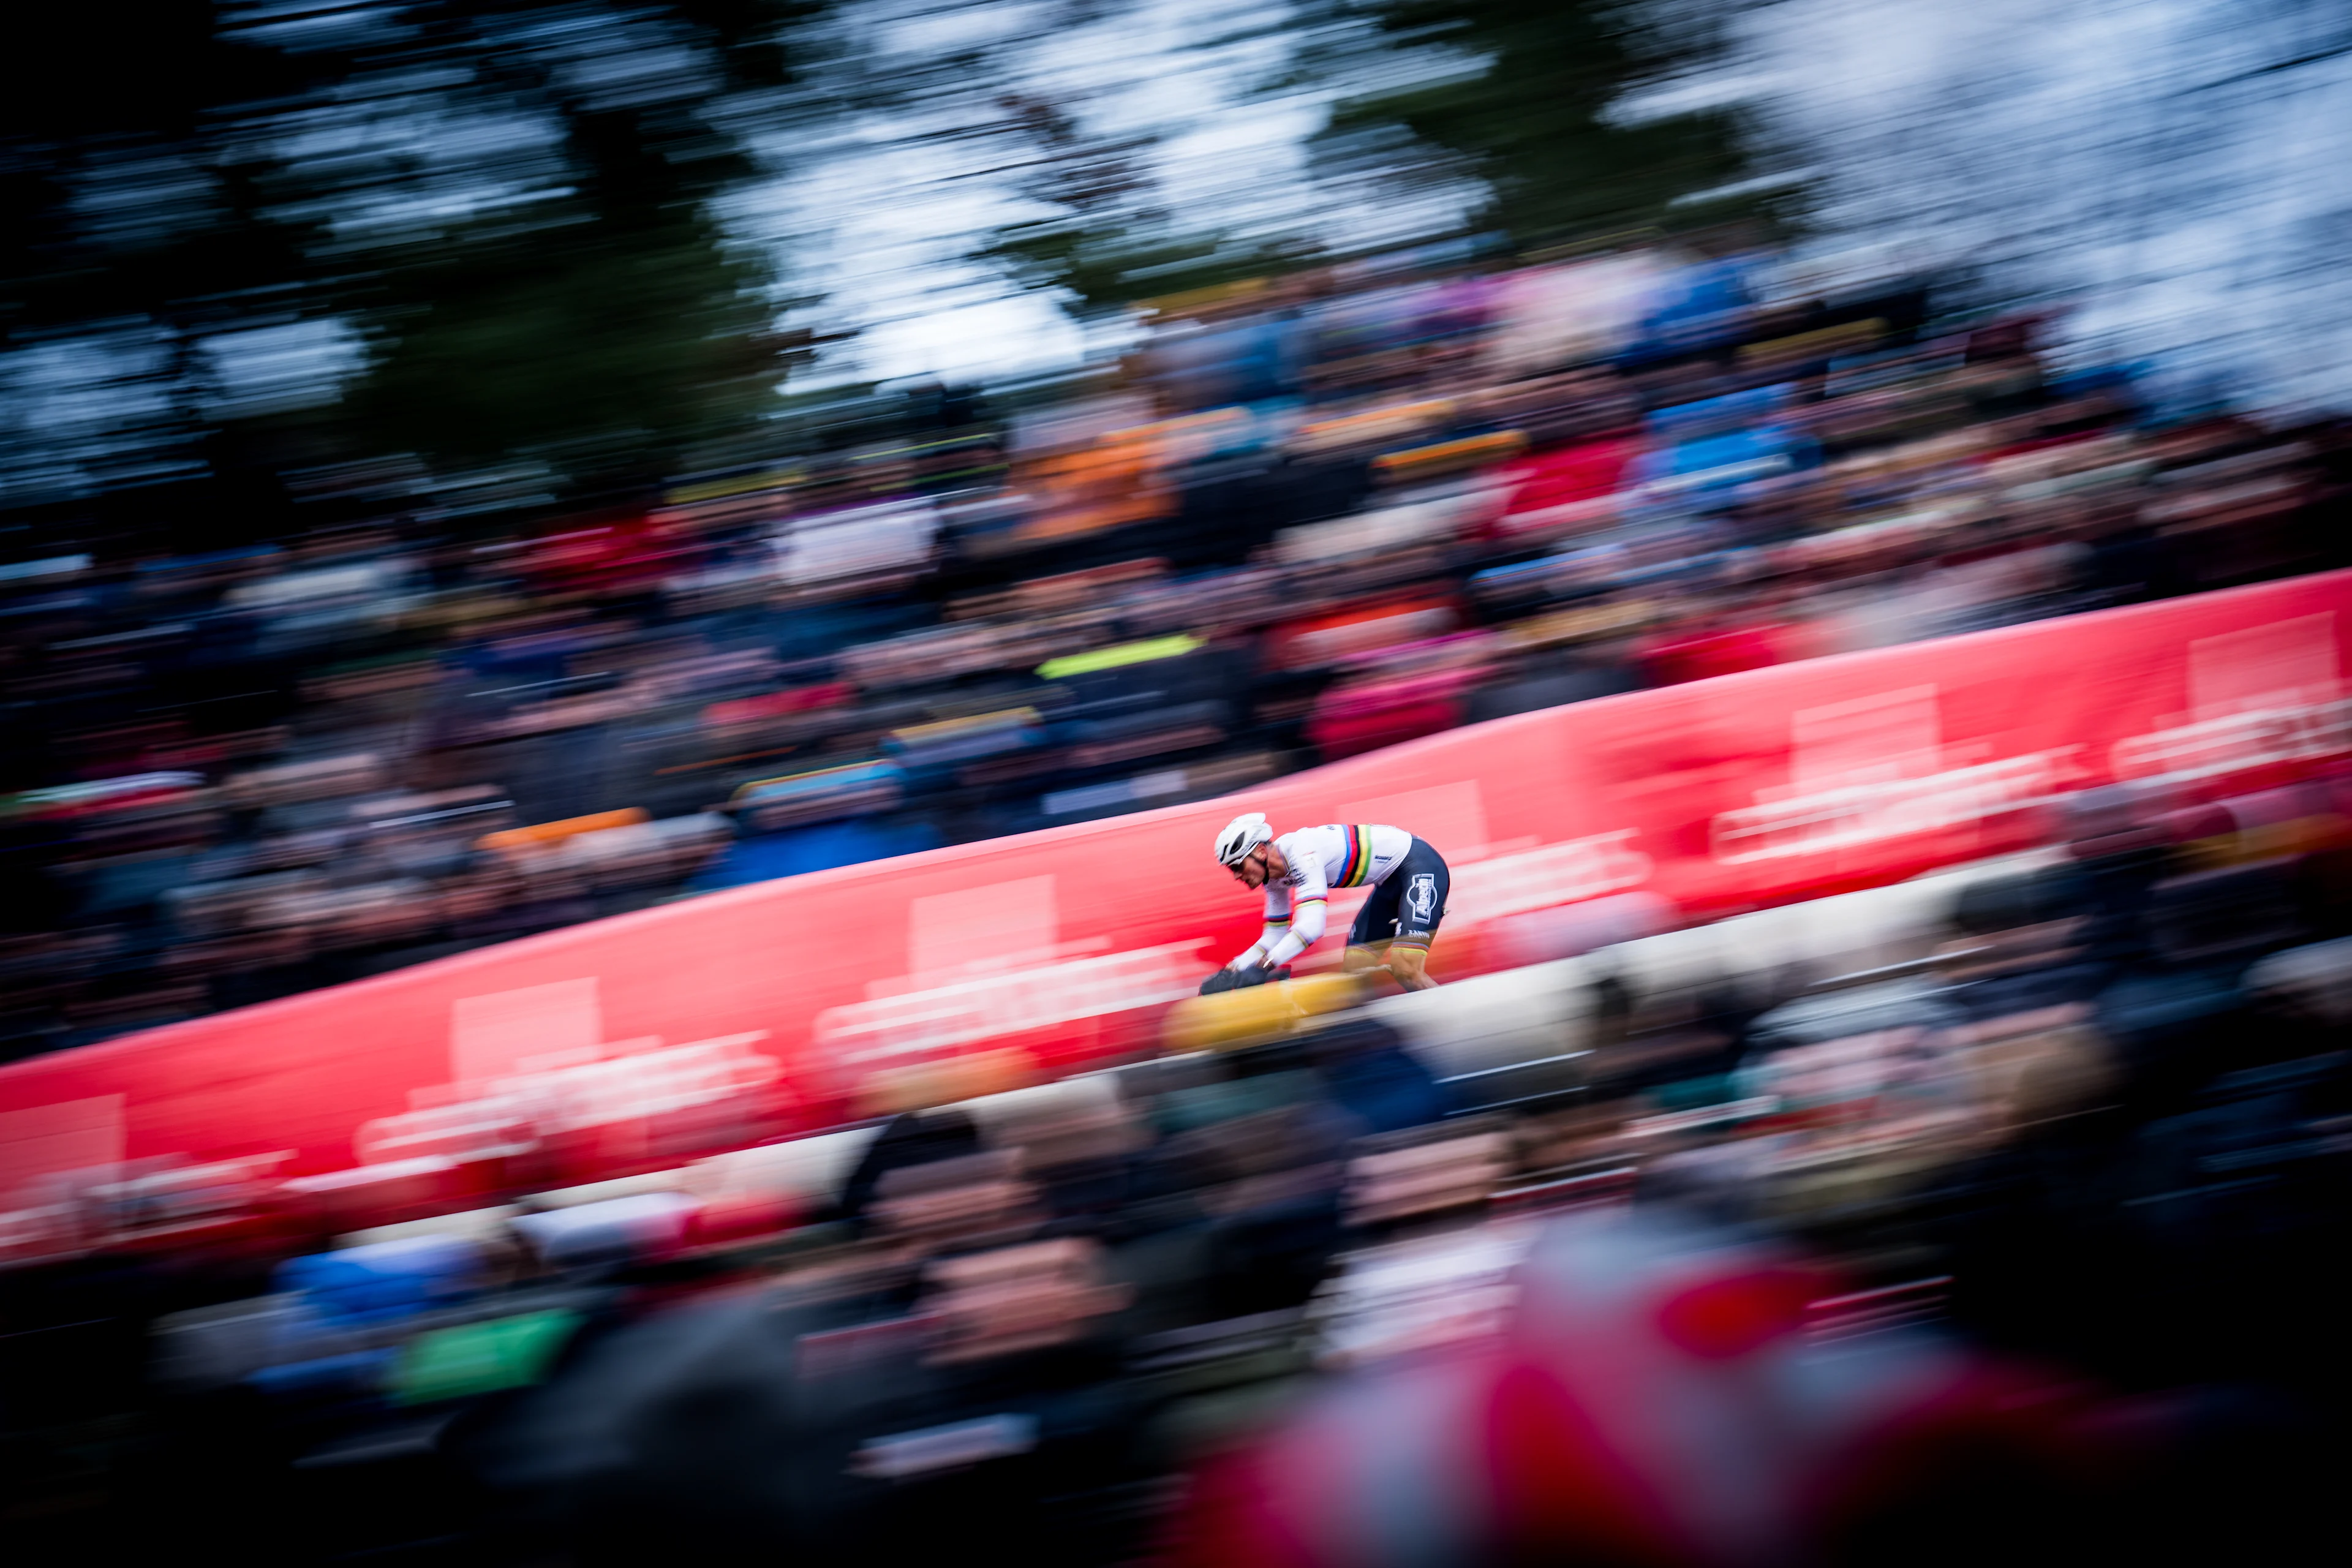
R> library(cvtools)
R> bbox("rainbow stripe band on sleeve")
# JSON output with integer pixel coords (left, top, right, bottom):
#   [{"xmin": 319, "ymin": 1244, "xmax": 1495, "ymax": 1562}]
[{"xmin": 1338, "ymin": 825, "xmax": 1374, "ymax": 888}]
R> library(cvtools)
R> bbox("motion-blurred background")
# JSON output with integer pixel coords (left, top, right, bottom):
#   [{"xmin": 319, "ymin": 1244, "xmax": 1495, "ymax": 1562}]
[
  {"xmin": 6, "ymin": 0, "xmax": 2348, "ymax": 1050},
  {"xmin": 4, "ymin": 2, "xmax": 2351, "ymax": 1562}
]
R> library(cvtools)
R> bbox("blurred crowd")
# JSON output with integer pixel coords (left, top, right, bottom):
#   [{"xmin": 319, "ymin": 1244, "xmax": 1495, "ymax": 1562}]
[
  {"xmin": 7, "ymin": 769, "xmax": 2348, "ymax": 1562},
  {"xmin": 6, "ymin": 240, "xmax": 2351, "ymax": 1058}
]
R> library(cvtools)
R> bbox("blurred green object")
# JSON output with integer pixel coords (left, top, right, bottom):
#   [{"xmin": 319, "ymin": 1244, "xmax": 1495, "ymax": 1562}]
[
  {"xmin": 390, "ymin": 1309, "xmax": 582, "ymax": 1406},
  {"xmin": 1155, "ymin": 1071, "xmax": 1320, "ymax": 1136},
  {"xmin": 1652, "ymin": 1074, "xmax": 1740, "ymax": 1112},
  {"xmin": 1038, "ymin": 634, "xmax": 1202, "ymax": 680}
]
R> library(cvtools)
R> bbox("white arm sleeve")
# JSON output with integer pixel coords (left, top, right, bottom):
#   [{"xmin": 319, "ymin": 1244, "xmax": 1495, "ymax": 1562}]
[
  {"xmin": 1260, "ymin": 846, "xmax": 1329, "ymax": 967},
  {"xmin": 1262, "ymin": 897, "xmax": 1325, "ymax": 967},
  {"xmin": 1231, "ymin": 883, "xmax": 1294, "ymax": 969}
]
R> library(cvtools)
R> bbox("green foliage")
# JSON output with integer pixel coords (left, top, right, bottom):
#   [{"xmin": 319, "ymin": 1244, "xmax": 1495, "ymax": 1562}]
[
  {"xmin": 332, "ymin": 3, "xmax": 825, "ymax": 475},
  {"xmin": 1321, "ymin": 0, "xmax": 1760, "ymax": 249},
  {"xmin": 1, "ymin": 1, "xmax": 829, "ymax": 492},
  {"xmin": 960, "ymin": 0, "xmax": 1770, "ymax": 317},
  {"xmin": 982, "ymin": 224, "xmax": 1313, "ymax": 314},
  {"xmin": 348, "ymin": 206, "xmax": 789, "ymax": 471}
]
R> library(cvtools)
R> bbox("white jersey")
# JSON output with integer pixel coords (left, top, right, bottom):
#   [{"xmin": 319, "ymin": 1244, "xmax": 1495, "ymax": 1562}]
[{"xmin": 1234, "ymin": 822, "xmax": 1415, "ymax": 969}]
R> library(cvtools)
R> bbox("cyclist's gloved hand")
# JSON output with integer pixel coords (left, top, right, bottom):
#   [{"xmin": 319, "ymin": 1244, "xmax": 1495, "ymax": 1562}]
[
  {"xmin": 1199, "ymin": 969, "xmax": 1239, "ymax": 996},
  {"xmin": 1231, "ymin": 963, "xmax": 1278, "ymax": 989}
]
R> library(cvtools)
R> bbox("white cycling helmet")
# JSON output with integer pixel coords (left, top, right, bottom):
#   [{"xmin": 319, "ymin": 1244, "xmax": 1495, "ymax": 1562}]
[{"xmin": 1213, "ymin": 811, "xmax": 1273, "ymax": 868}]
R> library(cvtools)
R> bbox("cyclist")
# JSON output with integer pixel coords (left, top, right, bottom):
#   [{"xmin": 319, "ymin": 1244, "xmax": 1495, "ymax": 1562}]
[{"xmin": 1205, "ymin": 813, "xmax": 1449, "ymax": 993}]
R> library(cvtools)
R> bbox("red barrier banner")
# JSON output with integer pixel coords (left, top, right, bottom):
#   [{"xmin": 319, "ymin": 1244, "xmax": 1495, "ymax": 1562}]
[{"xmin": 4, "ymin": 571, "xmax": 2350, "ymax": 1223}]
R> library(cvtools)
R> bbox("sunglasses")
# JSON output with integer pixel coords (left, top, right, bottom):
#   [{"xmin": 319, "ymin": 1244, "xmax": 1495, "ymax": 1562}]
[{"xmin": 1229, "ymin": 847, "xmax": 1265, "ymax": 881}]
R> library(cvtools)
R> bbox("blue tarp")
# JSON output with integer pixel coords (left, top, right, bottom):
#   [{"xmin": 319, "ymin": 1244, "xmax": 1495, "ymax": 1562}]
[
  {"xmin": 274, "ymin": 1236, "xmax": 484, "ymax": 1327},
  {"xmin": 1621, "ymin": 258, "xmax": 1760, "ymax": 364},
  {"xmin": 1640, "ymin": 426, "xmax": 1800, "ymax": 488},
  {"xmin": 690, "ymin": 816, "xmax": 943, "ymax": 890},
  {"xmin": 1646, "ymin": 383, "xmax": 1790, "ymax": 440}
]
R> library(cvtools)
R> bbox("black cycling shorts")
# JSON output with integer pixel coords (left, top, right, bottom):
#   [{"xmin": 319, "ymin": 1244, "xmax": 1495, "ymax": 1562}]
[{"xmin": 1348, "ymin": 837, "xmax": 1449, "ymax": 951}]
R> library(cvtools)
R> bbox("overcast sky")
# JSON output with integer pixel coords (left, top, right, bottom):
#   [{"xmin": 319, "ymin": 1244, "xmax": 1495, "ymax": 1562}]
[
  {"xmin": 1709, "ymin": 0, "xmax": 2352, "ymax": 415},
  {"xmin": 6, "ymin": 0, "xmax": 2350, "ymax": 507}
]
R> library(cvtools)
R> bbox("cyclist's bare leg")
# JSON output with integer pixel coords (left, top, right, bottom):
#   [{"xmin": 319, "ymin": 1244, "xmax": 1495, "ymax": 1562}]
[
  {"xmin": 1342, "ymin": 940, "xmax": 1437, "ymax": 990},
  {"xmin": 1387, "ymin": 943, "xmax": 1437, "ymax": 991}
]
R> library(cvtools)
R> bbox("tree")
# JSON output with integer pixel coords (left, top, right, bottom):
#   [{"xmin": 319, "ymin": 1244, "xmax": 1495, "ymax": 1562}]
[
  {"xmin": 0, "ymin": 1, "xmax": 829, "ymax": 513},
  {"xmin": 339, "ymin": 3, "xmax": 829, "ymax": 475},
  {"xmin": 975, "ymin": 92, "xmax": 1312, "ymax": 315},
  {"xmin": 1303, "ymin": 0, "xmax": 1763, "ymax": 252}
]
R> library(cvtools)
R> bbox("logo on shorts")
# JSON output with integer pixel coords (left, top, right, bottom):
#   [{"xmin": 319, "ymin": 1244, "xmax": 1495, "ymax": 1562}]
[{"xmin": 1403, "ymin": 873, "xmax": 1438, "ymax": 927}]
